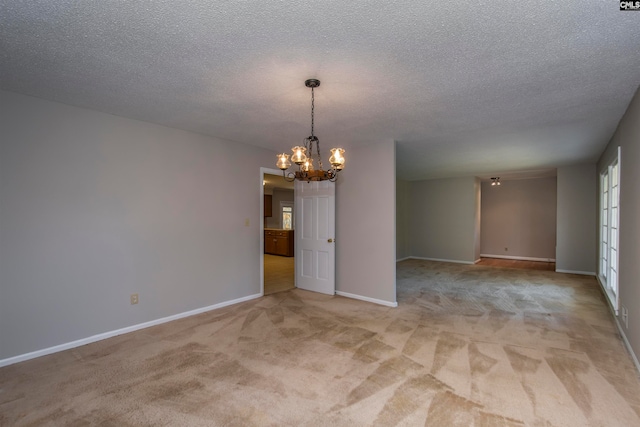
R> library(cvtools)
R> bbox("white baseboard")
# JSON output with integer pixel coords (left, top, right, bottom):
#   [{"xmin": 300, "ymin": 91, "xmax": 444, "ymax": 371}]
[
  {"xmin": 613, "ymin": 311, "xmax": 640, "ymax": 374},
  {"xmin": 0, "ymin": 293, "xmax": 262, "ymax": 368},
  {"xmin": 594, "ymin": 279, "xmax": 633, "ymax": 377},
  {"xmin": 408, "ymin": 256, "xmax": 475, "ymax": 265},
  {"xmin": 336, "ymin": 291, "xmax": 398, "ymax": 308},
  {"xmin": 480, "ymin": 254, "xmax": 556, "ymax": 262},
  {"xmin": 396, "ymin": 257, "xmax": 411, "ymax": 262},
  {"xmin": 555, "ymin": 269, "xmax": 596, "ymax": 276}
]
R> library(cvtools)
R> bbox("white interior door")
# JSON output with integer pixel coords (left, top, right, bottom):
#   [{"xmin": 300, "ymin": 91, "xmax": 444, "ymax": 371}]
[{"xmin": 295, "ymin": 180, "xmax": 335, "ymax": 295}]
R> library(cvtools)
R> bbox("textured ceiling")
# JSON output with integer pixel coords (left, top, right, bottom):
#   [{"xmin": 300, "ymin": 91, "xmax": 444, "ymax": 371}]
[{"xmin": 2, "ymin": 1, "xmax": 639, "ymax": 180}]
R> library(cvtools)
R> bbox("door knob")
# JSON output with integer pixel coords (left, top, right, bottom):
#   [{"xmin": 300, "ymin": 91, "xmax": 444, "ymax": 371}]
[{"xmin": 328, "ymin": 238, "xmax": 335, "ymax": 243}]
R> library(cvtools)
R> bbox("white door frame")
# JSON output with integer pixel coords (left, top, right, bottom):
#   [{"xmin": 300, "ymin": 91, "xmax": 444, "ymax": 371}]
[{"xmin": 260, "ymin": 167, "xmax": 293, "ymax": 296}]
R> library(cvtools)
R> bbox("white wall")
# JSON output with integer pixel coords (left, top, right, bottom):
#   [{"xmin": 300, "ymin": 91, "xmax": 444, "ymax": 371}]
[
  {"xmin": 0, "ymin": 91, "xmax": 274, "ymax": 360},
  {"xmin": 409, "ymin": 177, "xmax": 477, "ymax": 263},
  {"xmin": 396, "ymin": 178, "xmax": 410, "ymax": 260},
  {"xmin": 336, "ymin": 140, "xmax": 396, "ymax": 305},
  {"xmin": 481, "ymin": 177, "xmax": 557, "ymax": 260},
  {"xmin": 556, "ymin": 164, "xmax": 597, "ymax": 274},
  {"xmin": 598, "ymin": 85, "xmax": 640, "ymax": 363}
]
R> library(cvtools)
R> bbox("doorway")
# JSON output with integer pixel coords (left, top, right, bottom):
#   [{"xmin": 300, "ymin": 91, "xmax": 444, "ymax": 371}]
[{"xmin": 262, "ymin": 170, "xmax": 295, "ymax": 295}]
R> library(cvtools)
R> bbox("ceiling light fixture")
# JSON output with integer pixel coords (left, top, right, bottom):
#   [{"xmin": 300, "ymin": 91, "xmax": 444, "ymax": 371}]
[
  {"xmin": 277, "ymin": 79, "xmax": 345, "ymax": 182},
  {"xmin": 491, "ymin": 177, "xmax": 501, "ymax": 186}
]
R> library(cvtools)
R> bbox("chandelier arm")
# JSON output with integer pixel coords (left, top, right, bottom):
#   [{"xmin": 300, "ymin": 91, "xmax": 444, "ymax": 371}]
[
  {"xmin": 316, "ymin": 137, "xmax": 323, "ymax": 170},
  {"xmin": 276, "ymin": 79, "xmax": 343, "ymax": 183}
]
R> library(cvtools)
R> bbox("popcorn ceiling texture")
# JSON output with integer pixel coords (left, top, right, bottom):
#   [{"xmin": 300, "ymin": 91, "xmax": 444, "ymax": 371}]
[{"xmin": 1, "ymin": 1, "xmax": 639, "ymax": 179}]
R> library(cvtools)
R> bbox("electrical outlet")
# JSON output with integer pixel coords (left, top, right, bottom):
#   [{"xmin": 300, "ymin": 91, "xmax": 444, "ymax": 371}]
[
  {"xmin": 244, "ymin": 218, "xmax": 250, "ymax": 227},
  {"xmin": 505, "ymin": 247, "xmax": 508, "ymax": 252},
  {"xmin": 622, "ymin": 306, "xmax": 629, "ymax": 328},
  {"xmin": 130, "ymin": 293, "xmax": 139, "ymax": 305}
]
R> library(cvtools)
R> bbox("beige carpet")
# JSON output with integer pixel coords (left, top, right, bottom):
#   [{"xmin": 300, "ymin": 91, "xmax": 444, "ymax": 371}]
[
  {"xmin": 2, "ymin": 259, "xmax": 640, "ymax": 426},
  {"xmin": 476, "ymin": 257, "xmax": 556, "ymax": 271},
  {"xmin": 264, "ymin": 254, "xmax": 295, "ymax": 295}
]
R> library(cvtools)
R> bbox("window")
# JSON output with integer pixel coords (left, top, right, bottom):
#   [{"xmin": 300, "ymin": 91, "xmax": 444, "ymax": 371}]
[
  {"xmin": 281, "ymin": 203, "xmax": 294, "ymax": 230},
  {"xmin": 599, "ymin": 147, "xmax": 620, "ymax": 311}
]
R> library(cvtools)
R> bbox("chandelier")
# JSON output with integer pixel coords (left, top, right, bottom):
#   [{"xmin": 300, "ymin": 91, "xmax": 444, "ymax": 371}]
[{"xmin": 276, "ymin": 79, "xmax": 345, "ymax": 182}]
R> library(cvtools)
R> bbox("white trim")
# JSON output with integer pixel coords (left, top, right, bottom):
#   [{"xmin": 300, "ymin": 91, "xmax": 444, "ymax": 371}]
[
  {"xmin": 614, "ymin": 316, "xmax": 640, "ymax": 374},
  {"xmin": 260, "ymin": 167, "xmax": 286, "ymax": 297},
  {"xmin": 480, "ymin": 254, "xmax": 556, "ymax": 262},
  {"xmin": 596, "ymin": 275, "xmax": 619, "ymax": 316},
  {"xmin": 596, "ymin": 277, "xmax": 636, "ymax": 374},
  {"xmin": 555, "ymin": 269, "xmax": 596, "ymax": 276},
  {"xmin": 0, "ymin": 293, "xmax": 262, "ymax": 368},
  {"xmin": 598, "ymin": 147, "xmax": 621, "ymax": 312},
  {"xmin": 336, "ymin": 291, "xmax": 398, "ymax": 308},
  {"xmin": 474, "ymin": 258, "xmax": 482, "ymax": 264},
  {"xmin": 408, "ymin": 256, "xmax": 475, "ymax": 265},
  {"xmin": 396, "ymin": 256, "xmax": 411, "ymax": 262}
]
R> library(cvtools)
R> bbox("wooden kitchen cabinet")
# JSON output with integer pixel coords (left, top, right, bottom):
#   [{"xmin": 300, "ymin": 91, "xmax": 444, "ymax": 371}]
[
  {"xmin": 264, "ymin": 229, "xmax": 294, "ymax": 257},
  {"xmin": 264, "ymin": 195, "xmax": 272, "ymax": 217}
]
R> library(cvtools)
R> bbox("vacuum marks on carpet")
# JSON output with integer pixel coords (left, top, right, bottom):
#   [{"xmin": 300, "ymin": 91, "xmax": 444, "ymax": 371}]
[{"xmin": 2, "ymin": 259, "xmax": 640, "ymax": 426}]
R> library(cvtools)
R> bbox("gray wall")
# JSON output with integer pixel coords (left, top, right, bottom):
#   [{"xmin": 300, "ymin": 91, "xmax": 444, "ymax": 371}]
[
  {"xmin": 0, "ymin": 91, "xmax": 274, "ymax": 360},
  {"xmin": 265, "ymin": 188, "xmax": 294, "ymax": 229},
  {"xmin": 556, "ymin": 164, "xmax": 597, "ymax": 274},
  {"xmin": 598, "ymin": 86, "xmax": 640, "ymax": 362},
  {"xmin": 409, "ymin": 177, "xmax": 477, "ymax": 263},
  {"xmin": 481, "ymin": 177, "xmax": 557, "ymax": 260},
  {"xmin": 336, "ymin": 140, "xmax": 396, "ymax": 304},
  {"xmin": 396, "ymin": 178, "xmax": 410, "ymax": 260}
]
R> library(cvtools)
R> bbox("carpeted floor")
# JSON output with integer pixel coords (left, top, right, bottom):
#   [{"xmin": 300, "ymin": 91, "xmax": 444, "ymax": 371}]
[
  {"xmin": 264, "ymin": 254, "xmax": 295, "ymax": 295},
  {"xmin": 476, "ymin": 257, "xmax": 556, "ymax": 271},
  {"xmin": 2, "ymin": 259, "xmax": 640, "ymax": 426}
]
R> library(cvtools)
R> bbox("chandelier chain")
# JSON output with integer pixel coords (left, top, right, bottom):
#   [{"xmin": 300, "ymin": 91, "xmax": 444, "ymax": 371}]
[
  {"xmin": 276, "ymin": 78, "xmax": 344, "ymax": 182},
  {"xmin": 310, "ymin": 86, "xmax": 315, "ymax": 137},
  {"xmin": 310, "ymin": 86, "xmax": 324, "ymax": 169}
]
